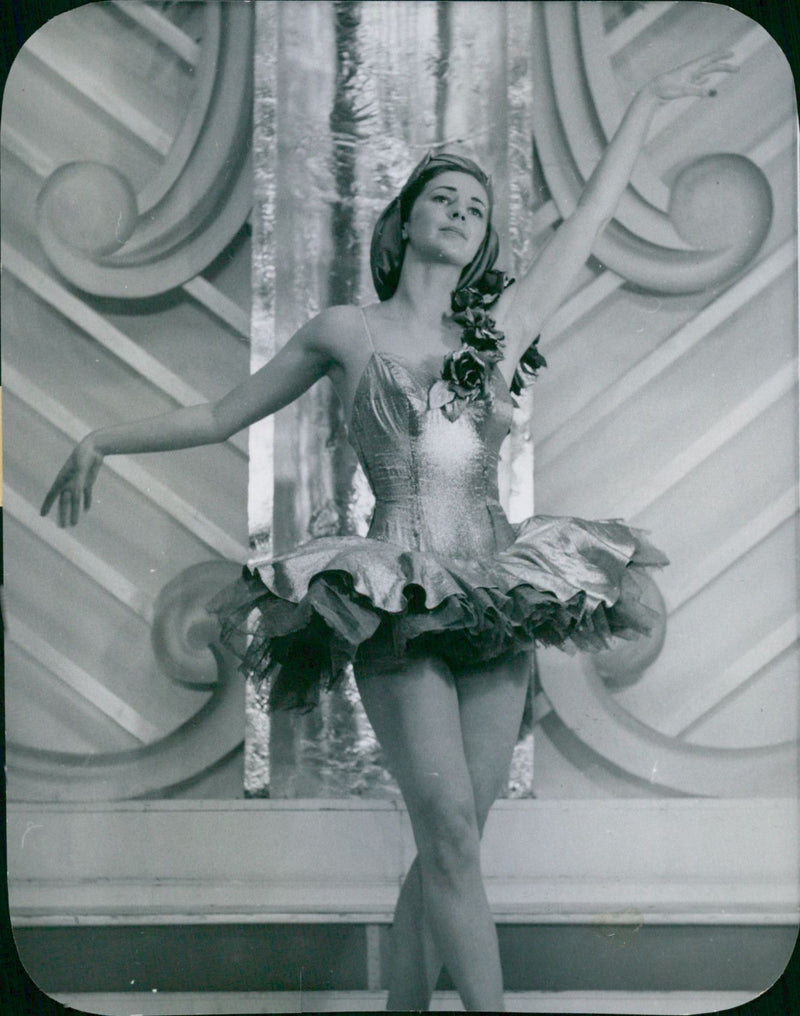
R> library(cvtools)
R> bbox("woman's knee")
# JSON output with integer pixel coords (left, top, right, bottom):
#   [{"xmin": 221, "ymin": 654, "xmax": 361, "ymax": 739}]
[
  {"xmin": 472, "ymin": 774, "xmax": 506, "ymax": 833},
  {"xmin": 412, "ymin": 788, "xmax": 481, "ymax": 880}
]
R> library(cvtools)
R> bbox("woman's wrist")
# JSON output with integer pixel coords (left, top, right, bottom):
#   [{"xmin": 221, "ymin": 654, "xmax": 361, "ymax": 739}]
[
  {"xmin": 635, "ymin": 81, "xmax": 667, "ymax": 108},
  {"xmin": 83, "ymin": 431, "xmax": 105, "ymax": 458}
]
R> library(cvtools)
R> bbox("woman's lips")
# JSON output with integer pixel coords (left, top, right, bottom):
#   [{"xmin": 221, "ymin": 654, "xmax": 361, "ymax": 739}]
[{"xmin": 440, "ymin": 225, "xmax": 467, "ymax": 239}]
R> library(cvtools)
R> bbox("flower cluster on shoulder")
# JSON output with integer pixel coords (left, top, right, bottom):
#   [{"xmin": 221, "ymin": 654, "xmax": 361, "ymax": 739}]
[{"xmin": 428, "ymin": 270, "xmax": 547, "ymax": 421}]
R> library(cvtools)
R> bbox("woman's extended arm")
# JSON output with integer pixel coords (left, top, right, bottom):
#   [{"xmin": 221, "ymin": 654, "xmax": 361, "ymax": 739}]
[
  {"xmin": 41, "ymin": 310, "xmax": 345, "ymax": 526},
  {"xmin": 496, "ymin": 50, "xmax": 737, "ymax": 355}
]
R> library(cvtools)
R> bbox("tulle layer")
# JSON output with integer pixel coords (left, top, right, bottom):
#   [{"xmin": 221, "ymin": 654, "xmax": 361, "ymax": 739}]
[{"xmin": 209, "ymin": 515, "xmax": 668, "ymax": 711}]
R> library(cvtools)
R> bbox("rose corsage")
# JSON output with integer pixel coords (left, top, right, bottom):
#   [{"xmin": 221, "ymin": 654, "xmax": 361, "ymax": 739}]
[
  {"xmin": 429, "ymin": 347, "xmax": 491, "ymax": 421},
  {"xmin": 430, "ymin": 270, "xmax": 547, "ymax": 421}
]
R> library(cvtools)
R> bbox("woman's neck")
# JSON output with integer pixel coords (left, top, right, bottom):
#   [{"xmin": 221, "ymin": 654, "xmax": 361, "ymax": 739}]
[{"xmin": 391, "ymin": 258, "xmax": 462, "ymax": 326}]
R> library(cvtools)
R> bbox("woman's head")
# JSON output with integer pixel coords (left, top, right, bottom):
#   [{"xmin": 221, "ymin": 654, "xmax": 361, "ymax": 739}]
[
  {"xmin": 370, "ymin": 152, "xmax": 500, "ymax": 301},
  {"xmin": 401, "ymin": 170, "xmax": 489, "ymax": 269}
]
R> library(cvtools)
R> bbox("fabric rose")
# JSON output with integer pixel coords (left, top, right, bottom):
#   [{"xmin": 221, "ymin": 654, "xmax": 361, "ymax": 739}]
[
  {"xmin": 459, "ymin": 317, "xmax": 506, "ymax": 364},
  {"xmin": 429, "ymin": 347, "xmax": 490, "ymax": 421},
  {"xmin": 430, "ymin": 266, "xmax": 547, "ymax": 419},
  {"xmin": 443, "ymin": 347, "xmax": 488, "ymax": 397},
  {"xmin": 452, "ymin": 286, "xmax": 500, "ymax": 314},
  {"xmin": 429, "ymin": 273, "xmax": 510, "ymax": 419}
]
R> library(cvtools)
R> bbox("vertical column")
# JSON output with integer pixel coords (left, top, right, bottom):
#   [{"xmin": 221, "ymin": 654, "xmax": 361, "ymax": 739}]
[
  {"xmin": 244, "ymin": 0, "xmax": 279, "ymax": 797},
  {"xmin": 248, "ymin": 1, "xmax": 278, "ymax": 552}
]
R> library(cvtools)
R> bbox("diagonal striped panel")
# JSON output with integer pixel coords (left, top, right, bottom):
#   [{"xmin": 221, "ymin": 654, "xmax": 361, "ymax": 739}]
[
  {"xmin": 666, "ymin": 617, "xmax": 799, "ymax": 739},
  {"xmin": 4, "ymin": 366, "xmax": 248, "ymax": 562},
  {"xmin": 7, "ymin": 618, "xmax": 164, "ymax": 743},
  {"xmin": 2, "ymin": 245, "xmax": 249, "ymax": 458},
  {"xmin": 538, "ymin": 238, "xmax": 796, "ymax": 466},
  {"xmin": 4, "ymin": 487, "xmax": 154, "ymax": 623}
]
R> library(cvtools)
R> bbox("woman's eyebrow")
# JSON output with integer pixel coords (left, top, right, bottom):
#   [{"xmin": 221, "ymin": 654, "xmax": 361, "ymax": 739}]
[{"xmin": 430, "ymin": 184, "xmax": 487, "ymax": 206}]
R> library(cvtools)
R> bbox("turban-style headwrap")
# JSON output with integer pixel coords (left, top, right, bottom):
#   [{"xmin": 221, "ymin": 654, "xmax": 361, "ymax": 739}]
[{"xmin": 370, "ymin": 151, "xmax": 500, "ymax": 301}]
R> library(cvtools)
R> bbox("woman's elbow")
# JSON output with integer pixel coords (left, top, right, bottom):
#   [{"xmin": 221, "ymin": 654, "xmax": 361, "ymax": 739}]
[{"xmin": 208, "ymin": 402, "xmax": 241, "ymax": 443}]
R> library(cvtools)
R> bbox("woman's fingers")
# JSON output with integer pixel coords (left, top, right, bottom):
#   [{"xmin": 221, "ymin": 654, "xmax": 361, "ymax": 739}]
[
  {"xmin": 666, "ymin": 51, "xmax": 737, "ymax": 84},
  {"xmin": 683, "ymin": 84, "xmax": 718, "ymax": 98},
  {"xmin": 42, "ymin": 443, "xmax": 102, "ymax": 523},
  {"xmin": 690, "ymin": 65, "xmax": 737, "ymax": 83},
  {"xmin": 57, "ymin": 485, "xmax": 83, "ymax": 527},
  {"xmin": 691, "ymin": 58, "xmax": 738, "ymax": 80},
  {"xmin": 41, "ymin": 462, "xmax": 72, "ymax": 517},
  {"xmin": 58, "ymin": 488, "xmax": 72, "ymax": 528},
  {"xmin": 696, "ymin": 62, "xmax": 738, "ymax": 79},
  {"xmin": 84, "ymin": 456, "xmax": 103, "ymax": 511},
  {"xmin": 653, "ymin": 50, "xmax": 738, "ymax": 101},
  {"xmin": 71, "ymin": 487, "xmax": 81, "ymax": 526},
  {"xmin": 40, "ymin": 484, "xmax": 58, "ymax": 517},
  {"xmin": 693, "ymin": 48, "xmax": 735, "ymax": 66}
]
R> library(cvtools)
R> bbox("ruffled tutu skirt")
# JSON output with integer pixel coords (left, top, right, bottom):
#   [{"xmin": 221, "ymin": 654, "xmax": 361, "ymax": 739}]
[{"xmin": 209, "ymin": 515, "xmax": 668, "ymax": 712}]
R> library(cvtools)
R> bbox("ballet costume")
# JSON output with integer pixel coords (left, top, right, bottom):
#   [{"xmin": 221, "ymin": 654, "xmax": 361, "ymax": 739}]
[{"xmin": 210, "ymin": 307, "xmax": 667, "ymax": 712}]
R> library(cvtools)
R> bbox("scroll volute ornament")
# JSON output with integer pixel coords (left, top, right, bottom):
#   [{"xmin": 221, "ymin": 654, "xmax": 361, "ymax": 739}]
[
  {"xmin": 6, "ymin": 562, "xmax": 244, "ymax": 802},
  {"xmin": 532, "ymin": 2, "xmax": 773, "ymax": 294},
  {"xmin": 35, "ymin": 4, "xmax": 254, "ymax": 299}
]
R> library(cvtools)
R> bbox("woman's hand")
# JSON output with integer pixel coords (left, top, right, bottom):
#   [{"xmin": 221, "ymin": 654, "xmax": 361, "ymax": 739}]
[
  {"xmin": 645, "ymin": 50, "xmax": 738, "ymax": 102},
  {"xmin": 41, "ymin": 437, "xmax": 104, "ymax": 527}
]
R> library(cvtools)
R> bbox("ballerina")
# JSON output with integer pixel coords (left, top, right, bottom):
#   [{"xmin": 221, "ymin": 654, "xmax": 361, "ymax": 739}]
[{"xmin": 42, "ymin": 51, "xmax": 735, "ymax": 1012}]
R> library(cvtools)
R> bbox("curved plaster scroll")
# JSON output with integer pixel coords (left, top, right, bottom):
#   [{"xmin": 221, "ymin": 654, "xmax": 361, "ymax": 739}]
[
  {"xmin": 588, "ymin": 570, "xmax": 667, "ymax": 689},
  {"xmin": 151, "ymin": 561, "xmax": 243, "ymax": 691},
  {"xmin": 538, "ymin": 656, "xmax": 797, "ymax": 797},
  {"xmin": 530, "ymin": 2, "xmax": 773, "ymax": 294},
  {"xmin": 6, "ymin": 562, "xmax": 245, "ymax": 802},
  {"xmin": 34, "ymin": 4, "xmax": 254, "ymax": 299}
]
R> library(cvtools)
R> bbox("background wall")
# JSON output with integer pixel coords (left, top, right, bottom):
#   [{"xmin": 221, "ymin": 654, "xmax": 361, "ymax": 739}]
[
  {"xmin": 3, "ymin": 1, "xmax": 798, "ymax": 1009},
  {"xmin": 3, "ymin": 1, "xmax": 252, "ymax": 799},
  {"xmin": 2, "ymin": 0, "xmax": 796, "ymax": 804}
]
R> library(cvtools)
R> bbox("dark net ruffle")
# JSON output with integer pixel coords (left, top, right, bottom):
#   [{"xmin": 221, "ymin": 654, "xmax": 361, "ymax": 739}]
[{"xmin": 208, "ymin": 516, "xmax": 668, "ymax": 712}]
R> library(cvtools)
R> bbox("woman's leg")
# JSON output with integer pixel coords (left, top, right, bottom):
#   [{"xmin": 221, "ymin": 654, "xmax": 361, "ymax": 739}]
[
  {"xmin": 456, "ymin": 651, "xmax": 532, "ymax": 821},
  {"xmin": 380, "ymin": 854, "xmax": 439, "ymax": 1008},
  {"xmin": 378, "ymin": 651, "xmax": 531, "ymax": 1010},
  {"xmin": 355, "ymin": 652, "xmax": 508, "ymax": 1012},
  {"xmin": 384, "ymin": 651, "xmax": 533, "ymax": 1008}
]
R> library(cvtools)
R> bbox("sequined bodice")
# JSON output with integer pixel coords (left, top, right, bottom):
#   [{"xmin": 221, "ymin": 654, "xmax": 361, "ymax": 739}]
[{"xmin": 348, "ymin": 349, "xmax": 516, "ymax": 559}]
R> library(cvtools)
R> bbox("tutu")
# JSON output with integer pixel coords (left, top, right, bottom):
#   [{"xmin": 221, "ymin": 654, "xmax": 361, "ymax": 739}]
[
  {"xmin": 210, "ymin": 515, "xmax": 667, "ymax": 711},
  {"xmin": 210, "ymin": 325, "xmax": 667, "ymax": 712}
]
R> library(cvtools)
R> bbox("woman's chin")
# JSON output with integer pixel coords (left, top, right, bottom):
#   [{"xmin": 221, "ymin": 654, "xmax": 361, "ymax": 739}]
[{"xmin": 430, "ymin": 245, "xmax": 475, "ymax": 269}]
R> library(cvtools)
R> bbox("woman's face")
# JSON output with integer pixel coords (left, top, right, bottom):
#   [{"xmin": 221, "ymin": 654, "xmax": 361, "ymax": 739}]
[{"xmin": 404, "ymin": 171, "xmax": 490, "ymax": 269}]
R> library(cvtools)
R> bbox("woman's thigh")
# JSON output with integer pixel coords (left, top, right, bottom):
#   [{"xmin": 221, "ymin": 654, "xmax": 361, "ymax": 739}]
[
  {"xmin": 354, "ymin": 653, "xmax": 478, "ymax": 843},
  {"xmin": 354, "ymin": 649, "xmax": 530, "ymax": 827},
  {"xmin": 453, "ymin": 651, "xmax": 532, "ymax": 825}
]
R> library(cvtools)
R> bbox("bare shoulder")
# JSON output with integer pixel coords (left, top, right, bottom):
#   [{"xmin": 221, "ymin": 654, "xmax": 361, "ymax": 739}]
[{"xmin": 297, "ymin": 303, "xmax": 366, "ymax": 365}]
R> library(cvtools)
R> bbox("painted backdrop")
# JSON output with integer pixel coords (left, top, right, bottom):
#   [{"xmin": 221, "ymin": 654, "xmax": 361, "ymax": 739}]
[{"xmin": 245, "ymin": 0, "xmax": 797, "ymax": 800}]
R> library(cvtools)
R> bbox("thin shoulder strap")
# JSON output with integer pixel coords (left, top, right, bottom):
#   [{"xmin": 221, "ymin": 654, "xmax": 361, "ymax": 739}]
[{"xmin": 358, "ymin": 305, "xmax": 377, "ymax": 353}]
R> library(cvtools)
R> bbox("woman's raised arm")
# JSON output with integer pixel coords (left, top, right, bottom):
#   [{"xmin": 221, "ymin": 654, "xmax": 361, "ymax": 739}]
[
  {"xmin": 496, "ymin": 50, "xmax": 737, "ymax": 358},
  {"xmin": 41, "ymin": 310, "xmax": 345, "ymax": 527}
]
